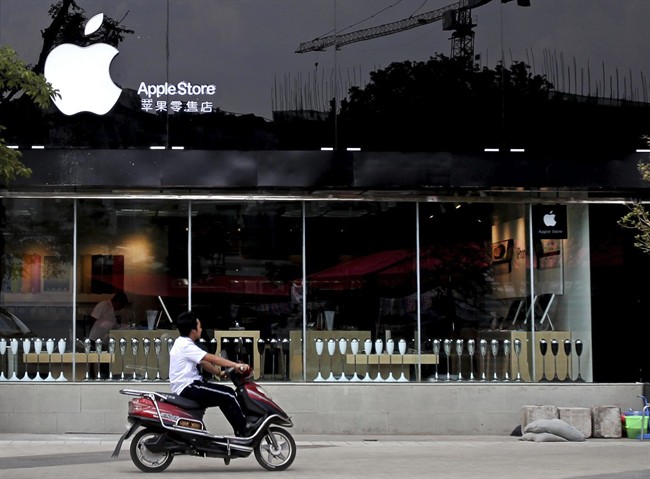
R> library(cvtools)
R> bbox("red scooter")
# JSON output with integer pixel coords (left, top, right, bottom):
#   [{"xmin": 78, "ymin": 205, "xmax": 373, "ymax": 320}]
[{"xmin": 112, "ymin": 367, "xmax": 296, "ymax": 473}]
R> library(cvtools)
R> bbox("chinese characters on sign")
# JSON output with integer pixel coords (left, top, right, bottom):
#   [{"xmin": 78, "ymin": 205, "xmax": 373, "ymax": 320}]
[
  {"xmin": 137, "ymin": 81, "xmax": 216, "ymax": 114},
  {"xmin": 140, "ymin": 99, "xmax": 214, "ymax": 113}
]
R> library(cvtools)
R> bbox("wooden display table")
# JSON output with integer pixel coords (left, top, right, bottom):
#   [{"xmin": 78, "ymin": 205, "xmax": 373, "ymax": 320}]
[
  {"xmin": 24, "ymin": 352, "xmax": 112, "ymax": 381},
  {"xmin": 346, "ymin": 353, "xmax": 439, "ymax": 380},
  {"xmin": 288, "ymin": 330, "xmax": 369, "ymax": 381}
]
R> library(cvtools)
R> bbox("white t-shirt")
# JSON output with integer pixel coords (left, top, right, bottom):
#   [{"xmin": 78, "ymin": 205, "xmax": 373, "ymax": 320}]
[
  {"xmin": 88, "ymin": 299, "xmax": 117, "ymax": 342},
  {"xmin": 169, "ymin": 336, "xmax": 207, "ymax": 395}
]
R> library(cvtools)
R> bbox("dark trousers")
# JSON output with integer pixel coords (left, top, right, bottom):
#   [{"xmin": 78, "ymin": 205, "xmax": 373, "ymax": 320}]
[{"xmin": 180, "ymin": 380, "xmax": 246, "ymax": 434}]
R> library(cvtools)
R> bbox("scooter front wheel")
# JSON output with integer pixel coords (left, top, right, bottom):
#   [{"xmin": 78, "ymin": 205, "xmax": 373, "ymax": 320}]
[
  {"xmin": 254, "ymin": 427, "xmax": 296, "ymax": 471},
  {"xmin": 130, "ymin": 429, "xmax": 174, "ymax": 473}
]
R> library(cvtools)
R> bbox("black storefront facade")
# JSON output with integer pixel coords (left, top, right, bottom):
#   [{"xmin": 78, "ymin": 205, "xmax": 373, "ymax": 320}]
[{"xmin": 1, "ymin": 0, "xmax": 649, "ymax": 434}]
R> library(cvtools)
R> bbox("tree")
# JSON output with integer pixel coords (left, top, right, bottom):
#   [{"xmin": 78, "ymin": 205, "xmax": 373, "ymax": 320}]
[
  {"xmin": 618, "ymin": 135, "xmax": 650, "ymax": 255},
  {"xmin": 0, "ymin": 46, "xmax": 56, "ymax": 183}
]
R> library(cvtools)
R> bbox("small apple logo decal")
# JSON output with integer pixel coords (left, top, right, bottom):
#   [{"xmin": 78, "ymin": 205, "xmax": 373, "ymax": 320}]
[
  {"xmin": 543, "ymin": 210, "xmax": 556, "ymax": 227},
  {"xmin": 44, "ymin": 13, "xmax": 122, "ymax": 115}
]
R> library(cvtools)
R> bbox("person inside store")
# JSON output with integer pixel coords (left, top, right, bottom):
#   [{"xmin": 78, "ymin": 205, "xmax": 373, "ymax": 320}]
[
  {"xmin": 88, "ymin": 291, "xmax": 130, "ymax": 345},
  {"xmin": 169, "ymin": 310, "xmax": 254, "ymax": 437}
]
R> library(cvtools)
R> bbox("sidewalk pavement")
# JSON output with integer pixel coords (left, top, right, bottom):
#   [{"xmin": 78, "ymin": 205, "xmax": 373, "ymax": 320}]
[{"xmin": 1, "ymin": 433, "xmax": 649, "ymax": 479}]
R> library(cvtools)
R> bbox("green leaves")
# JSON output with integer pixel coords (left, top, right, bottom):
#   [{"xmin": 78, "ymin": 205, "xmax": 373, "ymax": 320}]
[{"xmin": 0, "ymin": 46, "xmax": 57, "ymax": 184}]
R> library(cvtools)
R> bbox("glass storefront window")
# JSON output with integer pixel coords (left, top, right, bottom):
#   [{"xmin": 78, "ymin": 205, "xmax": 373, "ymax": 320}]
[
  {"xmin": 189, "ymin": 201, "xmax": 302, "ymax": 381},
  {"xmin": 75, "ymin": 199, "xmax": 188, "ymax": 381},
  {"xmin": 0, "ymin": 197, "xmax": 74, "ymax": 380},
  {"xmin": 4, "ymin": 197, "xmax": 647, "ymax": 384}
]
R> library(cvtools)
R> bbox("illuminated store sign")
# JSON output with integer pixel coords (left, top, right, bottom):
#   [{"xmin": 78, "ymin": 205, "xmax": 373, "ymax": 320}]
[
  {"xmin": 44, "ymin": 13, "xmax": 122, "ymax": 116},
  {"xmin": 44, "ymin": 12, "xmax": 217, "ymax": 116},
  {"xmin": 137, "ymin": 82, "xmax": 217, "ymax": 114}
]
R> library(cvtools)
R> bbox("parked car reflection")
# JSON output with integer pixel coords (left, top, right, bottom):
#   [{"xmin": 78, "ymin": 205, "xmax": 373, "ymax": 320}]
[{"xmin": 0, "ymin": 306, "xmax": 37, "ymax": 338}]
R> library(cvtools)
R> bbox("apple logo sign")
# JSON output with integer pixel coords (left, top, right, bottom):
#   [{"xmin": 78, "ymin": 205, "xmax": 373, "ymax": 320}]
[
  {"xmin": 543, "ymin": 210, "xmax": 556, "ymax": 227},
  {"xmin": 44, "ymin": 13, "xmax": 122, "ymax": 115}
]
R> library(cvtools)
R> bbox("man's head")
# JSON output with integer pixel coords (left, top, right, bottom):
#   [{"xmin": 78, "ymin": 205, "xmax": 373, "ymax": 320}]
[
  {"xmin": 111, "ymin": 291, "xmax": 129, "ymax": 310},
  {"xmin": 176, "ymin": 310, "xmax": 201, "ymax": 337}
]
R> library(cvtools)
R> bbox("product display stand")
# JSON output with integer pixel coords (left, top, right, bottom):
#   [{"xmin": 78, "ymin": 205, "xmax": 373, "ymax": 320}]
[
  {"xmin": 455, "ymin": 339, "xmax": 464, "ymax": 381},
  {"xmin": 337, "ymin": 338, "xmax": 349, "ymax": 381},
  {"xmin": 373, "ymin": 339, "xmax": 384, "ymax": 382},
  {"xmin": 562, "ymin": 339, "xmax": 572, "ymax": 382},
  {"xmin": 45, "ymin": 338, "xmax": 56, "ymax": 381},
  {"xmin": 443, "ymin": 339, "xmax": 452, "ymax": 381},
  {"xmin": 0, "ymin": 339, "xmax": 7, "ymax": 381},
  {"xmin": 130, "ymin": 338, "xmax": 139, "ymax": 380},
  {"xmin": 385, "ymin": 339, "xmax": 396, "ymax": 382},
  {"xmin": 397, "ymin": 338, "xmax": 408, "ymax": 382},
  {"xmin": 362, "ymin": 339, "xmax": 373, "ymax": 382},
  {"xmin": 33, "ymin": 338, "xmax": 43, "ymax": 381},
  {"xmin": 513, "ymin": 338, "xmax": 522, "ymax": 382},
  {"xmin": 350, "ymin": 338, "xmax": 361, "ymax": 381},
  {"xmin": 490, "ymin": 339, "xmax": 499, "ymax": 381},
  {"xmin": 539, "ymin": 339, "xmax": 549, "ymax": 382},
  {"xmin": 118, "ymin": 338, "xmax": 127, "ymax": 381},
  {"xmin": 313, "ymin": 339, "xmax": 324, "ymax": 381},
  {"xmin": 503, "ymin": 339, "xmax": 511, "ymax": 381},
  {"xmin": 550, "ymin": 339, "xmax": 560, "ymax": 382},
  {"xmin": 432, "ymin": 339, "xmax": 440, "ymax": 381},
  {"xmin": 154, "ymin": 338, "xmax": 162, "ymax": 380},
  {"xmin": 326, "ymin": 338, "xmax": 336, "ymax": 381},
  {"xmin": 574, "ymin": 339, "xmax": 584, "ymax": 382},
  {"xmin": 479, "ymin": 339, "xmax": 487, "ymax": 381},
  {"xmin": 8, "ymin": 339, "xmax": 20, "ymax": 381},
  {"xmin": 467, "ymin": 339, "xmax": 475, "ymax": 381},
  {"xmin": 21, "ymin": 338, "xmax": 32, "ymax": 381},
  {"xmin": 56, "ymin": 338, "xmax": 67, "ymax": 381}
]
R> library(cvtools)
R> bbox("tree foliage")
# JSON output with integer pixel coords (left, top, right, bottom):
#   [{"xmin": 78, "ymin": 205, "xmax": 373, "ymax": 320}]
[
  {"xmin": 0, "ymin": 46, "xmax": 56, "ymax": 184},
  {"xmin": 618, "ymin": 136, "xmax": 650, "ymax": 255}
]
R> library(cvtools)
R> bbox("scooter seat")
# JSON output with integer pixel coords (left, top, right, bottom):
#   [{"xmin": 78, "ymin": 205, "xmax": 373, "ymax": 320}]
[{"xmin": 155, "ymin": 392, "xmax": 203, "ymax": 410}]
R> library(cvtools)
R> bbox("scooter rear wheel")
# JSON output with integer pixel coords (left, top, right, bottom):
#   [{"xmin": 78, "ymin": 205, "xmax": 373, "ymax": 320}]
[
  {"xmin": 130, "ymin": 429, "xmax": 174, "ymax": 473},
  {"xmin": 254, "ymin": 427, "xmax": 296, "ymax": 471}
]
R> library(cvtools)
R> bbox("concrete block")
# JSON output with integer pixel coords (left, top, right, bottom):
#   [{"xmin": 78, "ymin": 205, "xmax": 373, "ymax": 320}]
[
  {"xmin": 521, "ymin": 404, "xmax": 558, "ymax": 430},
  {"xmin": 591, "ymin": 405, "xmax": 622, "ymax": 438},
  {"xmin": 558, "ymin": 407, "xmax": 592, "ymax": 438}
]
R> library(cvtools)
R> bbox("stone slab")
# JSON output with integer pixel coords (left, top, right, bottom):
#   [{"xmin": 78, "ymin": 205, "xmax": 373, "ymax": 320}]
[
  {"xmin": 521, "ymin": 405, "xmax": 559, "ymax": 430},
  {"xmin": 558, "ymin": 406, "xmax": 592, "ymax": 438},
  {"xmin": 591, "ymin": 405, "xmax": 622, "ymax": 438}
]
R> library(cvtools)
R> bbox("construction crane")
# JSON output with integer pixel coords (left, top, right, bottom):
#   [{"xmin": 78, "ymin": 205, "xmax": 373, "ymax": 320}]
[{"xmin": 296, "ymin": 0, "xmax": 530, "ymax": 61}]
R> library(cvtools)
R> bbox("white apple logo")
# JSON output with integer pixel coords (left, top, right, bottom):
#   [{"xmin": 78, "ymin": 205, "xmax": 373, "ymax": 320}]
[
  {"xmin": 44, "ymin": 13, "xmax": 121, "ymax": 115},
  {"xmin": 543, "ymin": 210, "xmax": 556, "ymax": 227}
]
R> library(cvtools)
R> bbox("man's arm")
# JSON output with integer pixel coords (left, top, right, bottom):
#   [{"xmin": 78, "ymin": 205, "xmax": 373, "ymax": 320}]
[{"xmin": 200, "ymin": 353, "xmax": 248, "ymax": 376}]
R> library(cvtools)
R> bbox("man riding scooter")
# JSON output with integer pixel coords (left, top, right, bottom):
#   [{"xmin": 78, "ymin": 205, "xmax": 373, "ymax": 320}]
[{"xmin": 169, "ymin": 311, "xmax": 254, "ymax": 437}]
